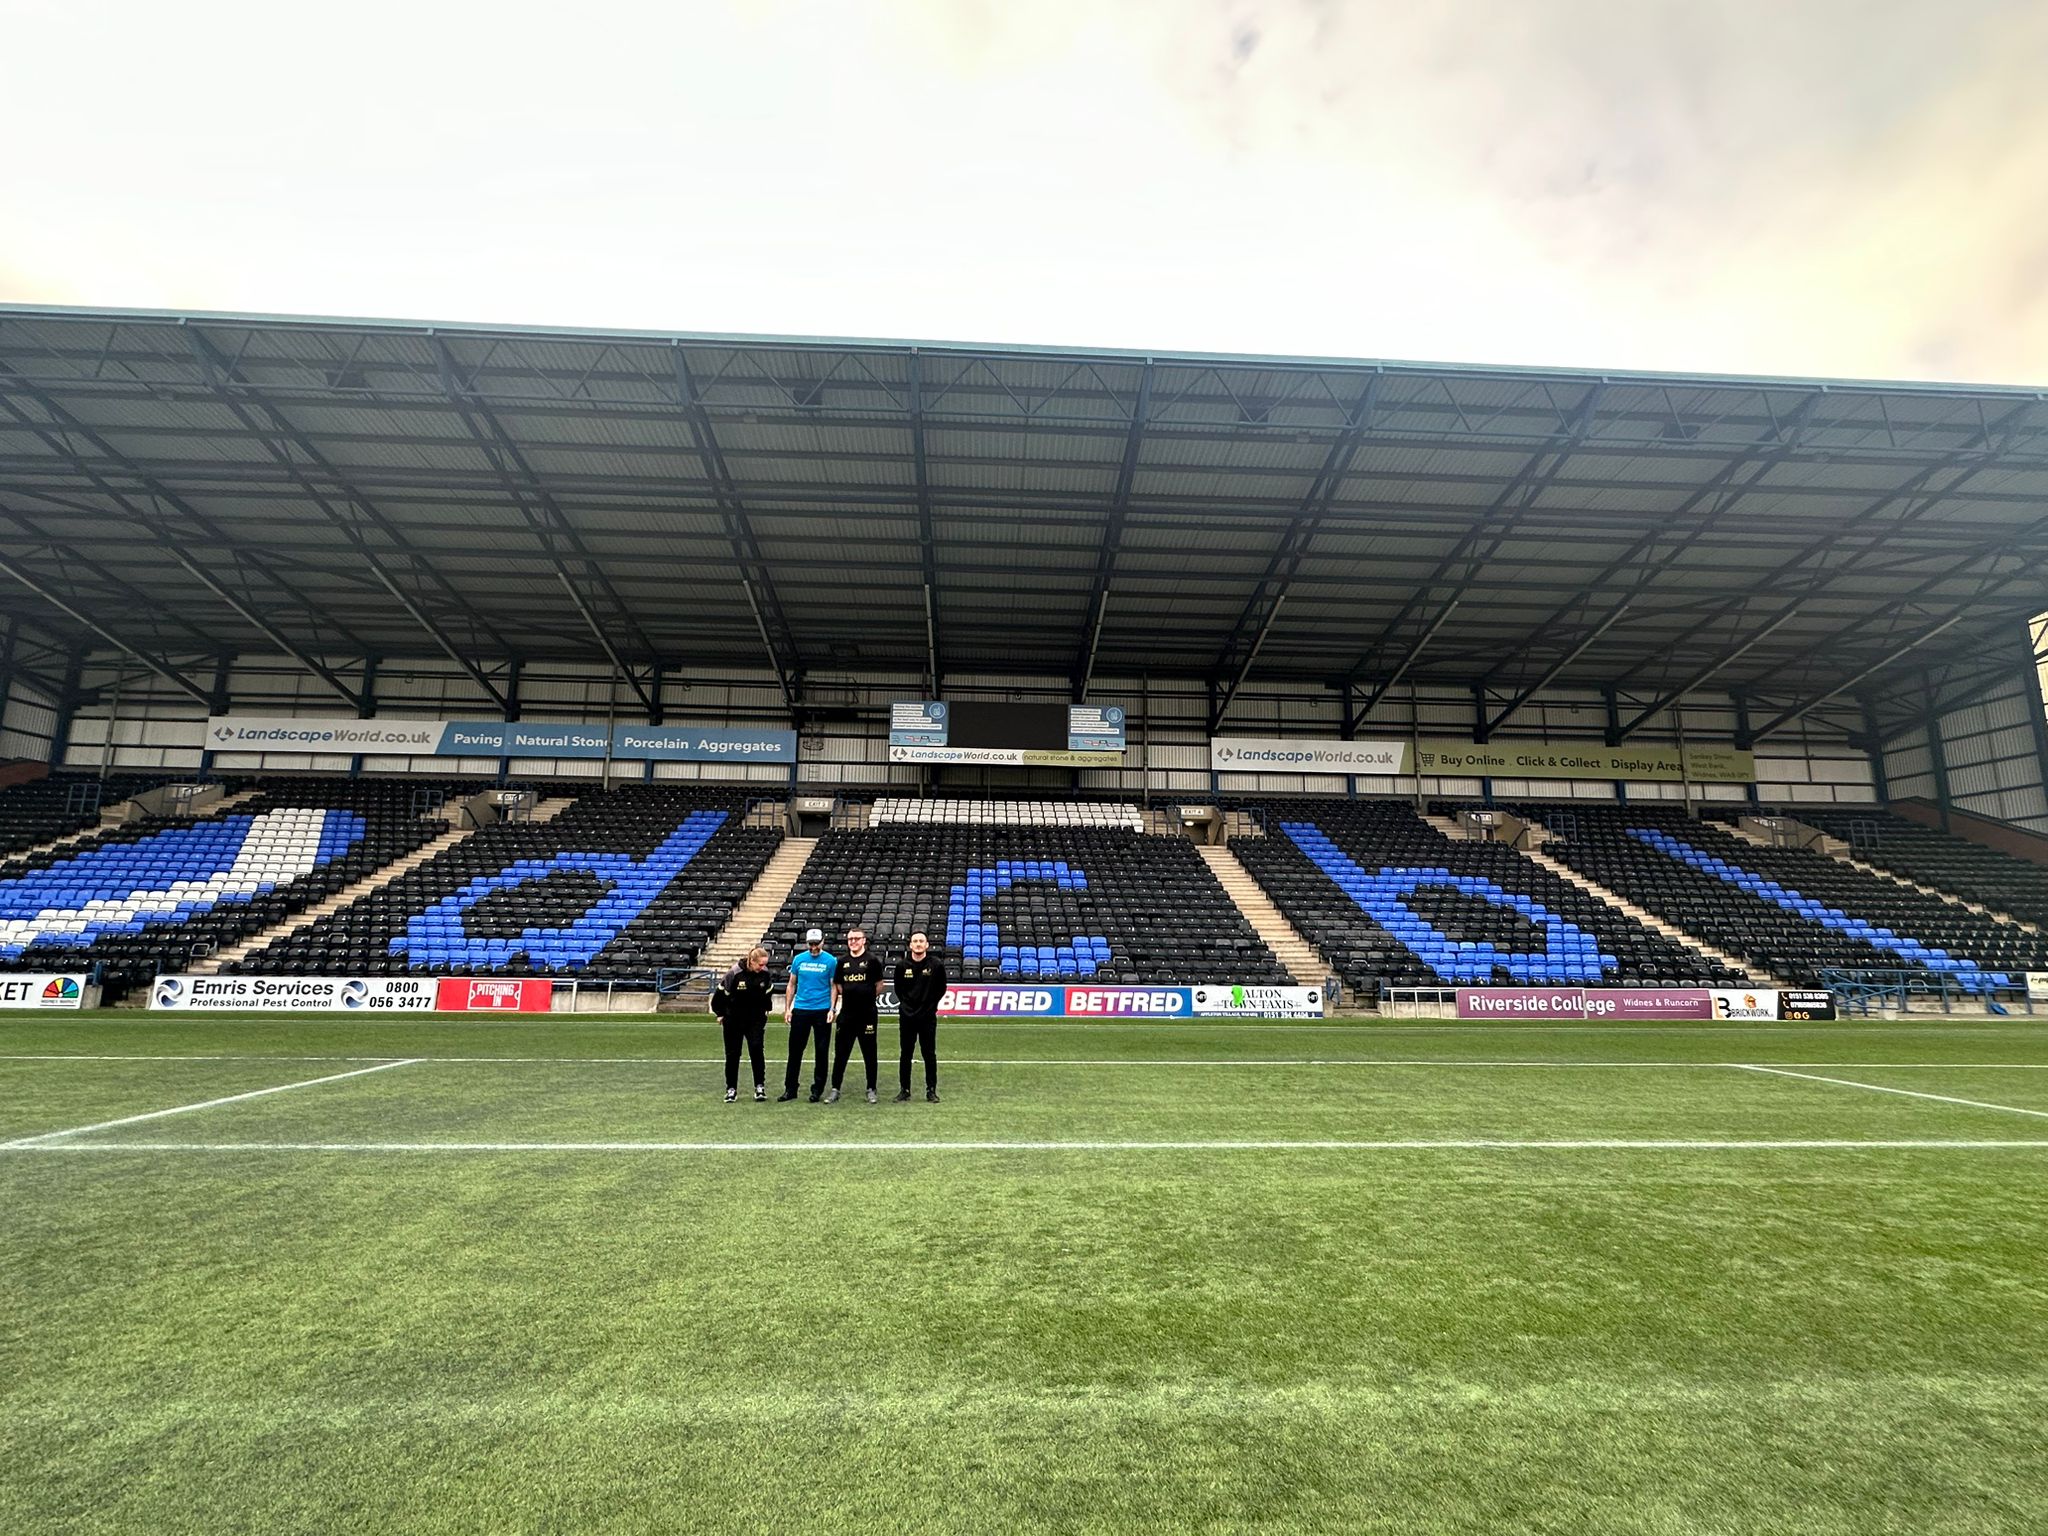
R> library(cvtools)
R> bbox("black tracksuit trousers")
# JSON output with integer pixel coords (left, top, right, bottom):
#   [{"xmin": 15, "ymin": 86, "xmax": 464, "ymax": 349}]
[
  {"xmin": 831, "ymin": 1009, "xmax": 879, "ymax": 1091},
  {"xmin": 898, "ymin": 1013, "xmax": 938, "ymax": 1094},
  {"xmin": 722, "ymin": 1018, "xmax": 766, "ymax": 1092},
  {"xmin": 784, "ymin": 1008, "xmax": 831, "ymax": 1097}
]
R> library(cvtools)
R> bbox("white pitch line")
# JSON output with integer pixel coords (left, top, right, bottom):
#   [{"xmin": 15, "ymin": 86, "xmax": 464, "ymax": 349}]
[
  {"xmin": 10, "ymin": 1053, "xmax": 2048, "ymax": 1069},
  {"xmin": 6, "ymin": 1137, "xmax": 2048, "ymax": 1154},
  {"xmin": 0, "ymin": 1058, "xmax": 423, "ymax": 1147},
  {"xmin": 1733, "ymin": 1064, "xmax": 2048, "ymax": 1121}
]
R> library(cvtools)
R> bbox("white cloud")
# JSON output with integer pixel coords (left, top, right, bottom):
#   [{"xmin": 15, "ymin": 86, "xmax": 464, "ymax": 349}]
[{"xmin": 1, "ymin": 0, "xmax": 2044, "ymax": 383}]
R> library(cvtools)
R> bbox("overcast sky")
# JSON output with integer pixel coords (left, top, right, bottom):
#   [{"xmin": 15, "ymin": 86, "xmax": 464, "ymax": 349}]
[{"xmin": 4, "ymin": 0, "xmax": 2046, "ymax": 384}]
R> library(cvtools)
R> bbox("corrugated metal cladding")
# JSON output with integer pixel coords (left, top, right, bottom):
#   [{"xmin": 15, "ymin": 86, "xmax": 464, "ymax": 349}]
[{"xmin": 3, "ymin": 306, "xmax": 2047, "ymax": 757}]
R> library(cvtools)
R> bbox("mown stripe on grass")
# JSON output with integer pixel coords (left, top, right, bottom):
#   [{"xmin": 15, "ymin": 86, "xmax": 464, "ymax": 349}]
[{"xmin": 9, "ymin": 1137, "xmax": 2048, "ymax": 1153}]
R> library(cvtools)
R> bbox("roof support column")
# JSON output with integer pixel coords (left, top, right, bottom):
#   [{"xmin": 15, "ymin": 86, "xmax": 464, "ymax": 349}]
[
  {"xmin": 349, "ymin": 656, "xmax": 380, "ymax": 779},
  {"xmin": 1604, "ymin": 687, "xmax": 1625, "ymax": 804},
  {"xmin": 908, "ymin": 351, "xmax": 942, "ymax": 698},
  {"xmin": 49, "ymin": 649, "xmax": 83, "ymax": 768},
  {"xmin": 1923, "ymin": 674, "xmax": 1953, "ymax": 831},
  {"xmin": 1861, "ymin": 694, "xmax": 1891, "ymax": 805},
  {"xmin": 2018, "ymin": 617, "xmax": 2048, "ymax": 825},
  {"xmin": 197, "ymin": 653, "xmax": 234, "ymax": 778},
  {"xmin": 498, "ymin": 656, "xmax": 522, "ymax": 786},
  {"xmin": 1732, "ymin": 691, "xmax": 1760, "ymax": 806},
  {"xmin": 0, "ymin": 616, "xmax": 15, "ymax": 743}
]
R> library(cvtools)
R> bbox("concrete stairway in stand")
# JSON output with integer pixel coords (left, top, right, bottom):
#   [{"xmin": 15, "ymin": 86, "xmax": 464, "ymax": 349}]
[
  {"xmin": 1196, "ymin": 842, "xmax": 1334, "ymax": 987},
  {"xmin": 1519, "ymin": 846, "xmax": 1781, "ymax": 984},
  {"xmin": 696, "ymin": 837, "xmax": 820, "ymax": 976}
]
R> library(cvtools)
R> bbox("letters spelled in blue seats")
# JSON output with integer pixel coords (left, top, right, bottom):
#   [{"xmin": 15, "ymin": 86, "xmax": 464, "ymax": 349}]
[
  {"xmin": 1280, "ymin": 821, "xmax": 1614, "ymax": 985},
  {"xmin": 390, "ymin": 811, "xmax": 726, "ymax": 971}
]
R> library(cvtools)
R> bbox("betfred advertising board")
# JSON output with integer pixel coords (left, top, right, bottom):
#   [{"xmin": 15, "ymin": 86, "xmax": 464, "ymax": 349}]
[
  {"xmin": 435, "ymin": 978, "xmax": 553, "ymax": 1013},
  {"xmin": 148, "ymin": 975, "xmax": 551, "ymax": 1012},
  {"xmin": 872, "ymin": 984, "xmax": 1322, "ymax": 1019},
  {"xmin": 1455, "ymin": 987, "xmax": 1713, "ymax": 1021},
  {"xmin": 0, "ymin": 973, "xmax": 89, "ymax": 1010}
]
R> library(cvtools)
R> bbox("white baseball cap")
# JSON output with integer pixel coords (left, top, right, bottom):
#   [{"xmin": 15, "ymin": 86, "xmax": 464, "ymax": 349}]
[{"xmin": 805, "ymin": 927, "xmax": 823, "ymax": 942}]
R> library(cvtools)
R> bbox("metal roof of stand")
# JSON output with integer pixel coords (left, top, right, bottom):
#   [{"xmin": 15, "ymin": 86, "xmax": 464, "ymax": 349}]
[{"xmin": 2, "ymin": 303, "xmax": 2045, "ymax": 741}]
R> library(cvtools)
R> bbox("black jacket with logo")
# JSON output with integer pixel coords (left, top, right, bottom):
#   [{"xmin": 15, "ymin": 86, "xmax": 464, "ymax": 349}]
[
  {"xmin": 892, "ymin": 958, "xmax": 950, "ymax": 1022},
  {"xmin": 712, "ymin": 966, "xmax": 774, "ymax": 1027},
  {"xmin": 837, "ymin": 952, "xmax": 885, "ymax": 1025}
]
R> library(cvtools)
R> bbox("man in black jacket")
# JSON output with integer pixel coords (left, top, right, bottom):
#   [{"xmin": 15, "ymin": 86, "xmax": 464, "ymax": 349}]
[
  {"xmin": 826, "ymin": 927, "xmax": 884, "ymax": 1104},
  {"xmin": 710, "ymin": 946, "xmax": 774, "ymax": 1102},
  {"xmin": 892, "ymin": 930, "xmax": 949, "ymax": 1103}
]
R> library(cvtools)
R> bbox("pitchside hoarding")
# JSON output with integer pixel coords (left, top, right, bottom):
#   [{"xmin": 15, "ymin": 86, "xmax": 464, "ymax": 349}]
[
  {"xmin": 205, "ymin": 716, "xmax": 796, "ymax": 763},
  {"xmin": 1456, "ymin": 987, "xmax": 1716, "ymax": 1021},
  {"xmin": 1455, "ymin": 987, "xmax": 1836, "ymax": 1021},
  {"xmin": 0, "ymin": 973, "xmax": 89, "ymax": 1010},
  {"xmin": 149, "ymin": 975, "xmax": 553, "ymax": 1012},
  {"xmin": 875, "ymin": 984, "xmax": 1325, "ymax": 1019}
]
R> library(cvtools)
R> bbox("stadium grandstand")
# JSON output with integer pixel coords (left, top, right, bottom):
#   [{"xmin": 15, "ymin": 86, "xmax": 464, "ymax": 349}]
[{"xmin": 2, "ymin": 303, "xmax": 2047, "ymax": 1011}]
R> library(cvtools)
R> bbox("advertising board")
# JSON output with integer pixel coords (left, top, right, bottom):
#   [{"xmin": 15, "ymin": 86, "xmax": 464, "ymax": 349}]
[
  {"xmin": 434, "ymin": 978, "xmax": 554, "ymax": 1012},
  {"xmin": 871, "ymin": 984, "xmax": 1322, "ymax": 1019},
  {"xmin": 147, "ymin": 975, "xmax": 553, "ymax": 1012},
  {"xmin": 0, "ymin": 973, "xmax": 88, "ymax": 1010},
  {"xmin": 1455, "ymin": 987, "xmax": 1714, "ymax": 1020},
  {"xmin": 149, "ymin": 974, "xmax": 445, "ymax": 1011},
  {"xmin": 205, "ymin": 716, "xmax": 795, "ymax": 763},
  {"xmin": 1210, "ymin": 737, "xmax": 1410, "ymax": 774}
]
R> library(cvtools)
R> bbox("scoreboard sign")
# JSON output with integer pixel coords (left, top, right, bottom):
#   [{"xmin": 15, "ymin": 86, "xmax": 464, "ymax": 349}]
[{"xmin": 890, "ymin": 700, "xmax": 1125, "ymax": 758}]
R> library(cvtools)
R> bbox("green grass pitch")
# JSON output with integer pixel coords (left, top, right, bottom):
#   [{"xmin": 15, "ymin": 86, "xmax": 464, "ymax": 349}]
[{"xmin": 5, "ymin": 1011, "xmax": 2048, "ymax": 1534}]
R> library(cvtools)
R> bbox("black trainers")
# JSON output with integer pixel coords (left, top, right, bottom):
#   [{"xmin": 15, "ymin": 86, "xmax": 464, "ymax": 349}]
[
  {"xmin": 893, "ymin": 1089, "xmax": 911, "ymax": 1102},
  {"xmin": 776, "ymin": 1089, "xmax": 798, "ymax": 1102},
  {"xmin": 807, "ymin": 1088, "xmax": 823, "ymax": 1104},
  {"xmin": 754, "ymin": 1085, "xmax": 767, "ymax": 1102},
  {"xmin": 724, "ymin": 1088, "xmax": 738, "ymax": 1104},
  {"xmin": 926, "ymin": 1090, "xmax": 941, "ymax": 1103}
]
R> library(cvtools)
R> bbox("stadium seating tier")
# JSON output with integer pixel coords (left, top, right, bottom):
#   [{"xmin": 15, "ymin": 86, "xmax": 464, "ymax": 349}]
[
  {"xmin": 229, "ymin": 785, "xmax": 780, "ymax": 982},
  {"xmin": 1227, "ymin": 798, "xmax": 1747, "ymax": 999},
  {"xmin": 764, "ymin": 824, "xmax": 1290, "ymax": 985},
  {"xmin": 1514, "ymin": 803, "xmax": 2048, "ymax": 990}
]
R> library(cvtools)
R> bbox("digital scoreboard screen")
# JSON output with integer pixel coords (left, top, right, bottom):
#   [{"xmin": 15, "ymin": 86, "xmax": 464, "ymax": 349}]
[
  {"xmin": 943, "ymin": 702, "xmax": 1071, "ymax": 751},
  {"xmin": 888, "ymin": 700, "xmax": 1127, "ymax": 758}
]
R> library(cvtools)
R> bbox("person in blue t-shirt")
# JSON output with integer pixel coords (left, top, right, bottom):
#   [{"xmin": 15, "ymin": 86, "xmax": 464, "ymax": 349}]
[{"xmin": 779, "ymin": 927, "xmax": 840, "ymax": 1102}]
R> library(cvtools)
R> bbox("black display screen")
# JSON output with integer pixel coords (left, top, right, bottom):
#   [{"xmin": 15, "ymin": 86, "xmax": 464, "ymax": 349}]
[{"xmin": 946, "ymin": 702, "xmax": 1069, "ymax": 751}]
